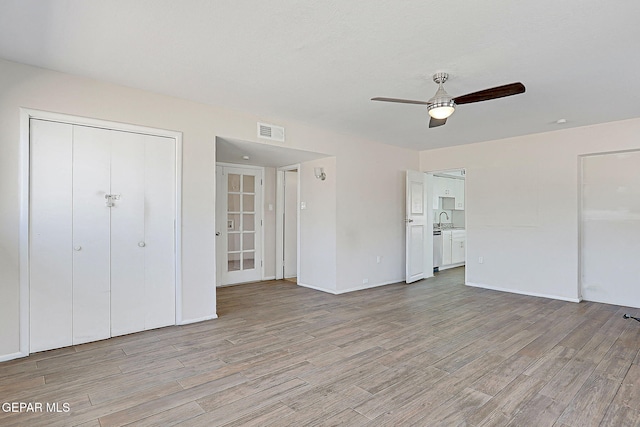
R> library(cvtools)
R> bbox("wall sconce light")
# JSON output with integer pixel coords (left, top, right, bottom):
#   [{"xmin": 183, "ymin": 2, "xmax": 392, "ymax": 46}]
[{"xmin": 314, "ymin": 167, "xmax": 326, "ymax": 181}]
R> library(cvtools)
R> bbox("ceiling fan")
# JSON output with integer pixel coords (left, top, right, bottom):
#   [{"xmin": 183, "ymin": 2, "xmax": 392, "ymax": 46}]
[{"xmin": 372, "ymin": 73, "xmax": 525, "ymax": 128}]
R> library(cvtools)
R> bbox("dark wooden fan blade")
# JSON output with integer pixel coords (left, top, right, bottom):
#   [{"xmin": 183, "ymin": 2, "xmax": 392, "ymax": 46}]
[
  {"xmin": 453, "ymin": 82, "xmax": 525, "ymax": 105},
  {"xmin": 371, "ymin": 97, "xmax": 430, "ymax": 105},
  {"xmin": 429, "ymin": 117, "xmax": 447, "ymax": 128}
]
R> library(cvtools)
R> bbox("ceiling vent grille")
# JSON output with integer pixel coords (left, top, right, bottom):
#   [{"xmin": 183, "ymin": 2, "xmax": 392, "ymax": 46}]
[{"xmin": 257, "ymin": 122, "xmax": 285, "ymax": 142}]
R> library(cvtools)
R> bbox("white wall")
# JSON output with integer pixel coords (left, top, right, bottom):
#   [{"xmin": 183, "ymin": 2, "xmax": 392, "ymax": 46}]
[
  {"xmin": 420, "ymin": 117, "xmax": 640, "ymax": 302},
  {"xmin": 0, "ymin": 58, "xmax": 418, "ymax": 359},
  {"xmin": 298, "ymin": 158, "xmax": 337, "ymax": 293},
  {"xmin": 336, "ymin": 144, "xmax": 418, "ymax": 293}
]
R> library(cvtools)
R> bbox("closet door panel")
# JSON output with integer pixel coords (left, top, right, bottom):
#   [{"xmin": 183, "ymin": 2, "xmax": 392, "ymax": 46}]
[
  {"xmin": 110, "ymin": 132, "xmax": 146, "ymax": 336},
  {"xmin": 72, "ymin": 126, "xmax": 111, "ymax": 345},
  {"xmin": 30, "ymin": 119, "xmax": 74, "ymax": 352},
  {"xmin": 144, "ymin": 135, "xmax": 176, "ymax": 329}
]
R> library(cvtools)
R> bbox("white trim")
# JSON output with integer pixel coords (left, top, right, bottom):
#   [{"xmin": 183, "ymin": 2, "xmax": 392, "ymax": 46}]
[
  {"xmin": 0, "ymin": 352, "xmax": 28, "ymax": 362},
  {"xmin": 216, "ymin": 161, "xmax": 265, "ymax": 170},
  {"xmin": 215, "ymin": 163, "xmax": 265, "ymax": 285},
  {"xmin": 263, "ymin": 275, "xmax": 276, "ymax": 281},
  {"xmin": 275, "ymin": 170, "xmax": 284, "ymax": 279},
  {"xmin": 19, "ymin": 110, "xmax": 30, "ymax": 359},
  {"xmin": 466, "ymin": 282, "xmax": 581, "ymax": 303},
  {"xmin": 19, "ymin": 108, "xmax": 184, "ymax": 357},
  {"xmin": 438, "ymin": 262, "xmax": 465, "ymax": 271},
  {"xmin": 296, "ymin": 282, "xmax": 337, "ymax": 294},
  {"xmin": 335, "ymin": 279, "xmax": 405, "ymax": 294},
  {"xmin": 577, "ymin": 155, "xmax": 584, "ymax": 301},
  {"xmin": 297, "ymin": 279, "xmax": 404, "ymax": 295},
  {"xmin": 177, "ymin": 314, "xmax": 218, "ymax": 326}
]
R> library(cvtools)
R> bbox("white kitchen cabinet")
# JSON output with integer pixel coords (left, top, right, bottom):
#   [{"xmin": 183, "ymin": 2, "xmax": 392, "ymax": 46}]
[
  {"xmin": 433, "ymin": 176, "xmax": 464, "ymax": 210},
  {"xmin": 432, "ymin": 176, "xmax": 450, "ymax": 209},
  {"xmin": 451, "ymin": 230, "xmax": 466, "ymax": 264},
  {"xmin": 439, "ymin": 229, "xmax": 465, "ymax": 269},
  {"xmin": 453, "ymin": 179, "xmax": 465, "ymax": 210}
]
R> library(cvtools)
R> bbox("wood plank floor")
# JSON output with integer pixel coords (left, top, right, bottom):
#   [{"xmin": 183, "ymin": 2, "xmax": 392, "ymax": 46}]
[{"xmin": 2, "ymin": 267, "xmax": 640, "ymax": 426}]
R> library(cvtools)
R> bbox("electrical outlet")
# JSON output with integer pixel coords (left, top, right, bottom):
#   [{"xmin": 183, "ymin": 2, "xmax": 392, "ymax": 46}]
[
  {"xmin": 376, "ymin": 256, "xmax": 382, "ymax": 264},
  {"xmin": 363, "ymin": 278, "xmax": 369, "ymax": 284},
  {"xmin": 478, "ymin": 256, "xmax": 484, "ymax": 264}
]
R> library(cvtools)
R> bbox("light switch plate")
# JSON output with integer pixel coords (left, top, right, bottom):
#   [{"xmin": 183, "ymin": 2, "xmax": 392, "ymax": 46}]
[{"xmin": 300, "ymin": 201, "xmax": 306, "ymax": 210}]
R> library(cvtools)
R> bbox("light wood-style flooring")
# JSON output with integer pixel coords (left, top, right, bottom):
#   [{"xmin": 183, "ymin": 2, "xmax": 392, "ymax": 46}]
[{"xmin": 1, "ymin": 267, "xmax": 639, "ymax": 426}]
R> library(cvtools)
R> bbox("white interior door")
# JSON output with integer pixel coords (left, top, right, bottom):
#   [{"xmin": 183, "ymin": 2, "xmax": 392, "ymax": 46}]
[
  {"xmin": 284, "ymin": 170, "xmax": 298, "ymax": 279},
  {"xmin": 406, "ymin": 170, "xmax": 433, "ymax": 283},
  {"xmin": 581, "ymin": 151, "xmax": 640, "ymax": 307},
  {"xmin": 72, "ymin": 125, "xmax": 112, "ymax": 345},
  {"xmin": 217, "ymin": 165, "xmax": 263, "ymax": 285},
  {"xmin": 30, "ymin": 119, "xmax": 73, "ymax": 352}
]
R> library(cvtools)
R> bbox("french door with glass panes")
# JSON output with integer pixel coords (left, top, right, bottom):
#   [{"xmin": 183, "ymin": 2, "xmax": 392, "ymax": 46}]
[{"xmin": 216, "ymin": 165, "xmax": 263, "ymax": 285}]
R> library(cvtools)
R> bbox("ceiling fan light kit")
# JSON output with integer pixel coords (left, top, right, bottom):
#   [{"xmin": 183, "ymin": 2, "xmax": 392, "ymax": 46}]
[
  {"xmin": 427, "ymin": 72, "xmax": 456, "ymax": 119},
  {"xmin": 372, "ymin": 72, "xmax": 525, "ymax": 129}
]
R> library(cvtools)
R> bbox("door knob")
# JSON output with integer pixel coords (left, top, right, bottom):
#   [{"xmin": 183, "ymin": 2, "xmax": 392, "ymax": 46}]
[
  {"xmin": 74, "ymin": 246, "xmax": 82, "ymax": 251},
  {"xmin": 138, "ymin": 241, "xmax": 146, "ymax": 247},
  {"xmin": 216, "ymin": 232, "xmax": 221, "ymax": 236},
  {"xmin": 405, "ymin": 219, "xmax": 414, "ymax": 223}
]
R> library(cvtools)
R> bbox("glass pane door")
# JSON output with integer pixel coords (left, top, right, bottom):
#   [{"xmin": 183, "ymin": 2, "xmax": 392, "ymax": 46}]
[{"xmin": 227, "ymin": 172, "xmax": 256, "ymax": 272}]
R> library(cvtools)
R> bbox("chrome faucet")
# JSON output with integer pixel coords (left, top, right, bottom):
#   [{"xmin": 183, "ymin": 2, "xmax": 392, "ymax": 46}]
[{"xmin": 438, "ymin": 211, "xmax": 449, "ymax": 228}]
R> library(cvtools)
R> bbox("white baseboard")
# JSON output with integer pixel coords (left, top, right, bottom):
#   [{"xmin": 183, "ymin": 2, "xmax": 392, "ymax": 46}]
[
  {"xmin": 297, "ymin": 279, "xmax": 404, "ymax": 295},
  {"xmin": 263, "ymin": 275, "xmax": 276, "ymax": 281},
  {"xmin": 466, "ymin": 282, "xmax": 581, "ymax": 303},
  {"xmin": 296, "ymin": 282, "xmax": 337, "ymax": 294},
  {"xmin": 0, "ymin": 351, "xmax": 28, "ymax": 362},
  {"xmin": 335, "ymin": 279, "xmax": 404, "ymax": 294},
  {"xmin": 438, "ymin": 262, "xmax": 465, "ymax": 271},
  {"xmin": 177, "ymin": 314, "xmax": 218, "ymax": 325}
]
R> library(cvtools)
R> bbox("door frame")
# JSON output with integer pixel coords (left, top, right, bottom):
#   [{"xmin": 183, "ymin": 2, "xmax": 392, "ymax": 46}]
[
  {"xmin": 215, "ymin": 162, "xmax": 266, "ymax": 285},
  {"xmin": 276, "ymin": 164, "xmax": 300, "ymax": 280},
  {"xmin": 19, "ymin": 108, "xmax": 183, "ymax": 359}
]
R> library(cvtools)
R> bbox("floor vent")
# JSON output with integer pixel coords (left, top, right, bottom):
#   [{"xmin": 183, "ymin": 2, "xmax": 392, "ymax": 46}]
[{"xmin": 257, "ymin": 122, "xmax": 285, "ymax": 142}]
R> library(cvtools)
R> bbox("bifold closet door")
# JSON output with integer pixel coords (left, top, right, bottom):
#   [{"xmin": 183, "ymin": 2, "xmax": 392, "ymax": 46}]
[
  {"xmin": 140, "ymin": 134, "xmax": 176, "ymax": 330},
  {"xmin": 72, "ymin": 126, "xmax": 112, "ymax": 345},
  {"xmin": 110, "ymin": 131, "xmax": 175, "ymax": 336},
  {"xmin": 30, "ymin": 120, "xmax": 73, "ymax": 352},
  {"xmin": 30, "ymin": 120, "xmax": 176, "ymax": 353}
]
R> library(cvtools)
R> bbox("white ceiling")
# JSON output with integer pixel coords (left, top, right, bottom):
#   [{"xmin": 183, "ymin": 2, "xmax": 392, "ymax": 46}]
[
  {"xmin": 216, "ymin": 137, "xmax": 329, "ymax": 168},
  {"xmin": 2, "ymin": 1, "xmax": 640, "ymax": 151}
]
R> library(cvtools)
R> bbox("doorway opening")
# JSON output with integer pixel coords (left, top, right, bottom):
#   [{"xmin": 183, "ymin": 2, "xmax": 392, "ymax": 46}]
[
  {"xmin": 276, "ymin": 165, "xmax": 299, "ymax": 282},
  {"xmin": 214, "ymin": 136, "xmax": 329, "ymax": 291},
  {"xmin": 426, "ymin": 168, "xmax": 466, "ymax": 277}
]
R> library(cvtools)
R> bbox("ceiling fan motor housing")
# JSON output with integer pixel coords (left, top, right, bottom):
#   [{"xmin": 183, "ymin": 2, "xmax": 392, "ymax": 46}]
[{"xmin": 428, "ymin": 73, "xmax": 456, "ymax": 119}]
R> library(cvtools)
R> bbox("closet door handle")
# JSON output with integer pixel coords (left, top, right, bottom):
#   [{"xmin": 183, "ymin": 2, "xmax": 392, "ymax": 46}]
[
  {"xmin": 138, "ymin": 241, "xmax": 146, "ymax": 247},
  {"xmin": 74, "ymin": 246, "xmax": 82, "ymax": 251}
]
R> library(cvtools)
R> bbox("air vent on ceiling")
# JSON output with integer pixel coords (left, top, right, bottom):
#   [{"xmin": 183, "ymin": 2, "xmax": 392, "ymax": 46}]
[{"xmin": 257, "ymin": 122, "xmax": 285, "ymax": 142}]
